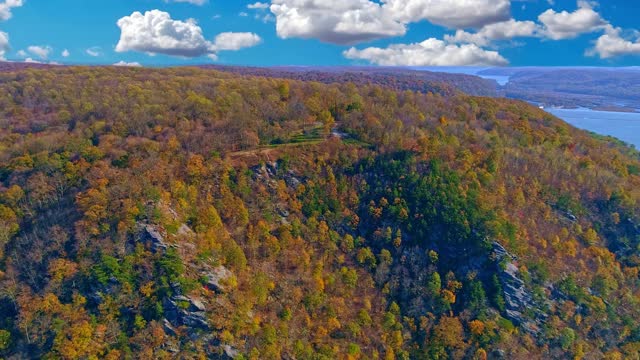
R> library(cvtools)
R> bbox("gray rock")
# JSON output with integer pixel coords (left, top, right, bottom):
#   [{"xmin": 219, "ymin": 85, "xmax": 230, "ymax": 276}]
[
  {"xmin": 222, "ymin": 345, "xmax": 240, "ymax": 359},
  {"xmin": 139, "ymin": 224, "xmax": 169, "ymax": 253},
  {"xmin": 170, "ymin": 281, "xmax": 182, "ymax": 295},
  {"xmin": 162, "ymin": 318, "xmax": 177, "ymax": 337},
  {"xmin": 171, "ymin": 295, "xmax": 207, "ymax": 312},
  {"xmin": 492, "ymin": 241, "xmax": 515, "ymax": 261},
  {"xmin": 251, "ymin": 163, "xmax": 303, "ymax": 190},
  {"xmin": 182, "ymin": 311, "xmax": 209, "ymax": 329},
  {"xmin": 165, "ymin": 343, "xmax": 180, "ymax": 353},
  {"xmin": 163, "ymin": 295, "xmax": 210, "ymax": 331},
  {"xmin": 276, "ymin": 204, "xmax": 290, "ymax": 218},
  {"xmin": 189, "ymin": 298, "xmax": 207, "ymax": 312},
  {"xmin": 204, "ymin": 266, "xmax": 233, "ymax": 293},
  {"xmin": 284, "ymin": 171, "xmax": 302, "ymax": 188},
  {"xmin": 162, "ymin": 297, "xmax": 181, "ymax": 322},
  {"xmin": 177, "ymin": 223, "xmax": 195, "ymax": 237},
  {"xmin": 562, "ymin": 210, "xmax": 578, "ymax": 222},
  {"xmin": 492, "ymin": 242, "xmax": 534, "ymax": 325},
  {"xmin": 172, "ymin": 295, "xmax": 190, "ymax": 302},
  {"xmin": 266, "ymin": 161, "xmax": 278, "ymax": 177},
  {"xmin": 521, "ymin": 321, "xmax": 541, "ymax": 336}
]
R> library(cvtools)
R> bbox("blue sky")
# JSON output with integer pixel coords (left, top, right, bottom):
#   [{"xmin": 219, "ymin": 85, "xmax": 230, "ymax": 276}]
[{"xmin": 0, "ymin": 0, "xmax": 639, "ymax": 67}]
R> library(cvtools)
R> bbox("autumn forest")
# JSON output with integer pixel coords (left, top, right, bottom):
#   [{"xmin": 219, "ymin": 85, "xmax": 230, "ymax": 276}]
[{"xmin": 0, "ymin": 66, "xmax": 640, "ymax": 359}]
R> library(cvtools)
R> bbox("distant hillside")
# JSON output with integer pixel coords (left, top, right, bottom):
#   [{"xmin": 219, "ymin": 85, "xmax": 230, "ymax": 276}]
[
  {"xmin": 481, "ymin": 67, "xmax": 640, "ymax": 110},
  {"xmin": 199, "ymin": 65, "xmax": 499, "ymax": 97},
  {"xmin": 0, "ymin": 62, "xmax": 56, "ymax": 72}
]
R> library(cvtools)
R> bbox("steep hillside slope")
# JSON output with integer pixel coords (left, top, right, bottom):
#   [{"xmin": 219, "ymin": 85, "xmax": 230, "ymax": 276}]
[{"xmin": 0, "ymin": 67, "xmax": 639, "ymax": 359}]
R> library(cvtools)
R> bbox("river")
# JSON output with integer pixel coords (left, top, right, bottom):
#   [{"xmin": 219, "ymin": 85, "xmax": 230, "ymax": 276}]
[{"xmin": 547, "ymin": 108, "xmax": 640, "ymax": 149}]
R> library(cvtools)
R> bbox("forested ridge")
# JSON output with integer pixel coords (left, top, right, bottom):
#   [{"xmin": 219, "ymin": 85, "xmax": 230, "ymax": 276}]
[
  {"xmin": 485, "ymin": 68, "xmax": 640, "ymax": 110},
  {"xmin": 0, "ymin": 66, "xmax": 640, "ymax": 359},
  {"xmin": 197, "ymin": 65, "xmax": 499, "ymax": 98}
]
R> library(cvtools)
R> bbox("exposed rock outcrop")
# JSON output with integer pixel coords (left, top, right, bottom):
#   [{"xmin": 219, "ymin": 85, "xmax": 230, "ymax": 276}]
[
  {"xmin": 252, "ymin": 161, "xmax": 302, "ymax": 189},
  {"xmin": 139, "ymin": 224, "xmax": 170, "ymax": 253},
  {"xmin": 162, "ymin": 318, "xmax": 178, "ymax": 337},
  {"xmin": 203, "ymin": 266, "xmax": 233, "ymax": 293},
  {"xmin": 134, "ymin": 222, "xmax": 195, "ymax": 254},
  {"xmin": 222, "ymin": 344, "xmax": 240, "ymax": 359},
  {"xmin": 492, "ymin": 242, "xmax": 542, "ymax": 335},
  {"xmin": 163, "ymin": 294, "xmax": 210, "ymax": 331},
  {"xmin": 561, "ymin": 210, "xmax": 578, "ymax": 222}
]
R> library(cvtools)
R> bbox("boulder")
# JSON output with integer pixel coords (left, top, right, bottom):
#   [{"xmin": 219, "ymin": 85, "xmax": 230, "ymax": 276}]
[
  {"xmin": 172, "ymin": 294, "xmax": 207, "ymax": 312},
  {"xmin": 251, "ymin": 162, "xmax": 303, "ymax": 190},
  {"xmin": 284, "ymin": 171, "xmax": 302, "ymax": 189},
  {"xmin": 266, "ymin": 161, "xmax": 278, "ymax": 177},
  {"xmin": 163, "ymin": 295, "xmax": 210, "ymax": 330},
  {"xmin": 162, "ymin": 318, "xmax": 177, "ymax": 337},
  {"xmin": 222, "ymin": 345, "xmax": 240, "ymax": 359},
  {"xmin": 189, "ymin": 298, "xmax": 207, "ymax": 312},
  {"xmin": 139, "ymin": 224, "xmax": 169, "ymax": 253},
  {"xmin": 165, "ymin": 343, "xmax": 180, "ymax": 353},
  {"xmin": 493, "ymin": 349, "xmax": 506, "ymax": 358},
  {"xmin": 182, "ymin": 311, "xmax": 209, "ymax": 330},
  {"xmin": 204, "ymin": 266, "xmax": 233, "ymax": 293},
  {"xmin": 562, "ymin": 210, "xmax": 578, "ymax": 222},
  {"xmin": 276, "ymin": 204, "xmax": 290, "ymax": 218}
]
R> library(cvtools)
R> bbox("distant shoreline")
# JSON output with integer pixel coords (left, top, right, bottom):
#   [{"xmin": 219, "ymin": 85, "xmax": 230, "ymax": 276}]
[
  {"xmin": 544, "ymin": 105, "xmax": 639, "ymax": 114},
  {"xmin": 590, "ymin": 106, "xmax": 639, "ymax": 113}
]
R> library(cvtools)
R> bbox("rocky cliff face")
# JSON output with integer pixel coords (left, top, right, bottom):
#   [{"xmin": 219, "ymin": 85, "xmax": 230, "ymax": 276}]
[
  {"xmin": 134, "ymin": 221, "xmax": 239, "ymax": 357},
  {"xmin": 492, "ymin": 242, "xmax": 546, "ymax": 335}
]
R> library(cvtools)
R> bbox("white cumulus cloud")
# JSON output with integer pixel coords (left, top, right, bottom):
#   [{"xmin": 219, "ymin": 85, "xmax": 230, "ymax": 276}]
[
  {"xmin": 24, "ymin": 57, "xmax": 42, "ymax": 64},
  {"xmin": 62, "ymin": 49, "xmax": 70, "ymax": 57},
  {"xmin": 343, "ymin": 38, "xmax": 508, "ymax": 66},
  {"xmin": 270, "ymin": 0, "xmax": 406, "ymax": 45},
  {"xmin": 538, "ymin": 0, "xmax": 607, "ymax": 40},
  {"xmin": 27, "ymin": 45, "xmax": 52, "ymax": 59},
  {"xmin": 446, "ymin": 19, "xmax": 539, "ymax": 46},
  {"xmin": 248, "ymin": 2, "xmax": 270, "ymax": 9},
  {"xmin": 248, "ymin": 1, "xmax": 274, "ymax": 22},
  {"xmin": 116, "ymin": 10, "xmax": 261, "ymax": 59},
  {"xmin": 113, "ymin": 60, "xmax": 143, "ymax": 67},
  {"xmin": 116, "ymin": 10, "xmax": 212, "ymax": 57},
  {"xmin": 589, "ymin": 26, "xmax": 640, "ymax": 59},
  {"xmin": 0, "ymin": 0, "xmax": 23, "ymax": 21},
  {"xmin": 0, "ymin": 31, "xmax": 8, "ymax": 60},
  {"xmin": 383, "ymin": 0, "xmax": 511, "ymax": 29},
  {"xmin": 212, "ymin": 32, "xmax": 262, "ymax": 51},
  {"xmin": 269, "ymin": 0, "xmax": 514, "ymax": 45}
]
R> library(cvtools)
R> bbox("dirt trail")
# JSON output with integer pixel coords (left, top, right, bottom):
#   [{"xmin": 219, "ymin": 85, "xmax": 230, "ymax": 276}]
[{"xmin": 225, "ymin": 124, "xmax": 346, "ymax": 166}]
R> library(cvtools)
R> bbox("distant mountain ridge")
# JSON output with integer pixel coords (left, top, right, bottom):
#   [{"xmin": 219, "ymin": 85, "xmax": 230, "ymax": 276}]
[
  {"xmin": 197, "ymin": 64, "xmax": 499, "ymax": 97},
  {"xmin": 480, "ymin": 67, "xmax": 640, "ymax": 110},
  {"xmin": 4, "ymin": 61, "xmax": 639, "ymax": 110}
]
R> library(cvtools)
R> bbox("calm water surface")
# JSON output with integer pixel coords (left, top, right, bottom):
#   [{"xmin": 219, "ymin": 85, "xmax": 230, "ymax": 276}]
[
  {"xmin": 478, "ymin": 75, "xmax": 510, "ymax": 85},
  {"xmin": 547, "ymin": 108, "xmax": 640, "ymax": 149}
]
